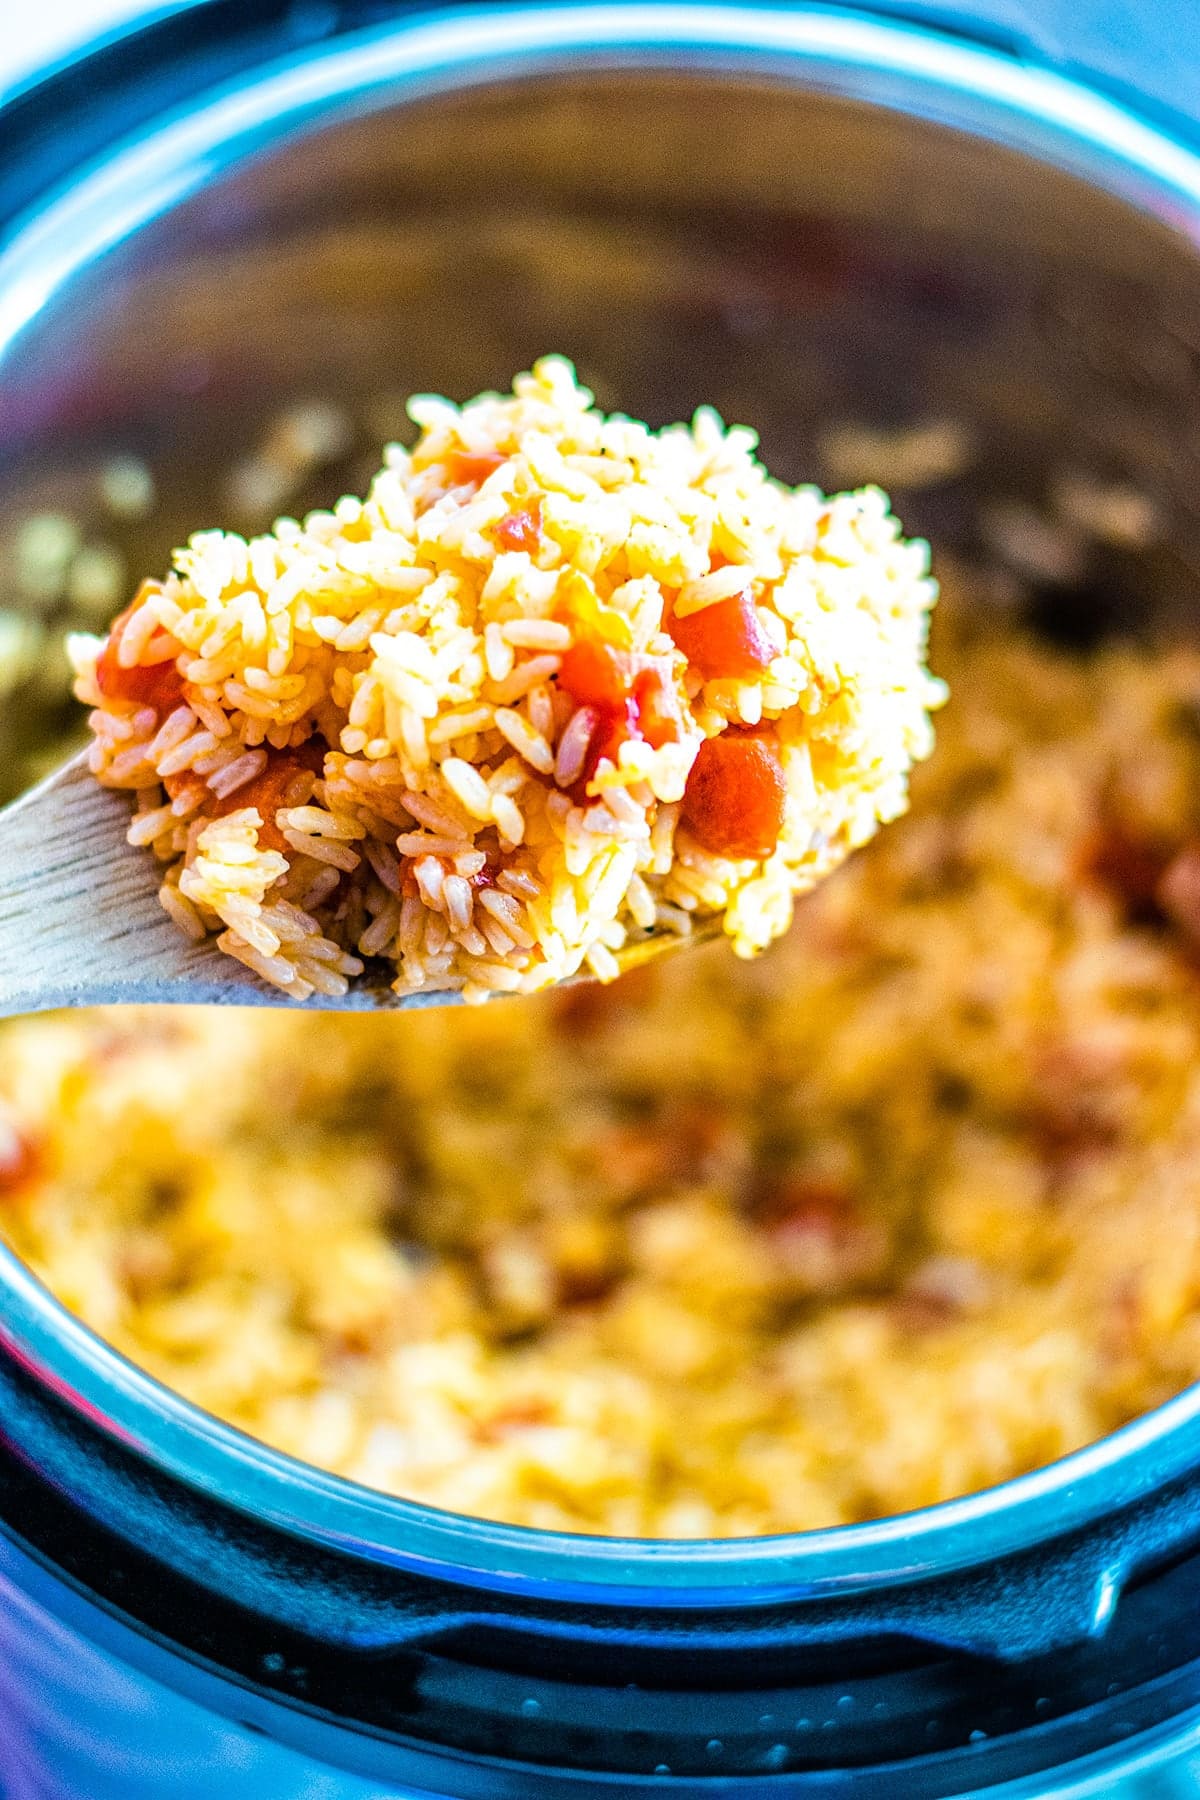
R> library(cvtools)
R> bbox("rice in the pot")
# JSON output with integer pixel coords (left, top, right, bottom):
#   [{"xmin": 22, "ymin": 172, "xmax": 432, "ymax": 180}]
[{"xmin": 7, "ymin": 570, "xmax": 1200, "ymax": 1534}]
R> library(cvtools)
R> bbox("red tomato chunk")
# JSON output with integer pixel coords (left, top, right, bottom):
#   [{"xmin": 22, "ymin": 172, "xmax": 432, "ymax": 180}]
[
  {"xmin": 559, "ymin": 640, "xmax": 682, "ymax": 795},
  {"xmin": 95, "ymin": 593, "xmax": 185, "ymax": 716},
  {"xmin": 1078, "ymin": 823, "xmax": 1172, "ymax": 929},
  {"xmin": 494, "ymin": 500, "xmax": 542, "ymax": 554},
  {"xmin": 443, "ymin": 448, "xmax": 506, "ymax": 488},
  {"xmin": 681, "ymin": 727, "xmax": 787, "ymax": 860},
  {"xmin": 630, "ymin": 667, "xmax": 679, "ymax": 750},
  {"xmin": 0, "ymin": 1115, "xmax": 39, "ymax": 1198},
  {"xmin": 1160, "ymin": 844, "xmax": 1200, "ymax": 947},
  {"xmin": 559, "ymin": 639, "xmax": 629, "ymax": 711},
  {"xmin": 212, "ymin": 743, "xmax": 326, "ymax": 854},
  {"xmin": 669, "ymin": 590, "xmax": 774, "ymax": 681},
  {"xmin": 577, "ymin": 701, "xmax": 638, "ymax": 794}
]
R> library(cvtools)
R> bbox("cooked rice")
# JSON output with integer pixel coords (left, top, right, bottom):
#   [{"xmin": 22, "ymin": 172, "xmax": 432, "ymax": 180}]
[
  {"xmin": 70, "ymin": 358, "xmax": 943, "ymax": 1002},
  {"xmin": 6, "ymin": 573, "xmax": 1200, "ymax": 1533}
]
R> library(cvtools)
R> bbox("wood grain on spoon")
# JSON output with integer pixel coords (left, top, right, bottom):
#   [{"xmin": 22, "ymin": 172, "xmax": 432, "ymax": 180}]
[{"xmin": 0, "ymin": 752, "xmax": 711, "ymax": 1020}]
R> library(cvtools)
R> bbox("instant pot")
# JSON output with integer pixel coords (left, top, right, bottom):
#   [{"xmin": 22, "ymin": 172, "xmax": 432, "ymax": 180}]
[{"xmin": 4, "ymin": 3, "xmax": 1200, "ymax": 1793}]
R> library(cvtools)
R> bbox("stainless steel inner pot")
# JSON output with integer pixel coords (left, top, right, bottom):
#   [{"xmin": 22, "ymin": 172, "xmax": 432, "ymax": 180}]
[
  {"xmin": 4, "ymin": 8, "xmax": 1200, "ymax": 1795},
  {"xmin": 4, "ymin": 8, "xmax": 1200, "ymax": 638}
]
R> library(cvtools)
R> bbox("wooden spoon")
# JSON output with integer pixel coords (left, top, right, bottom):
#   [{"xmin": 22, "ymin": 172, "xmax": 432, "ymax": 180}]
[{"xmin": 0, "ymin": 752, "xmax": 715, "ymax": 1019}]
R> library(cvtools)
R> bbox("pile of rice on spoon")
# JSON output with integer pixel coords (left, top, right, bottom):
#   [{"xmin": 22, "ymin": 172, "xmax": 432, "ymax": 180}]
[{"xmin": 69, "ymin": 358, "xmax": 946, "ymax": 1004}]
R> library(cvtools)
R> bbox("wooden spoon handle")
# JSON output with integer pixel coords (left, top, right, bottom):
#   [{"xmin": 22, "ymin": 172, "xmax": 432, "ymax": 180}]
[
  {"xmin": 0, "ymin": 754, "xmax": 714, "ymax": 1018},
  {"xmin": 0, "ymin": 753, "xmax": 244, "ymax": 1017}
]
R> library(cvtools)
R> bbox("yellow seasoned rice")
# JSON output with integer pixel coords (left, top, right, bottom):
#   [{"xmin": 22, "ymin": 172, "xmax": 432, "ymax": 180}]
[
  {"xmin": 69, "ymin": 358, "xmax": 943, "ymax": 1002},
  {"xmin": 8, "ymin": 572, "xmax": 1200, "ymax": 1534}
]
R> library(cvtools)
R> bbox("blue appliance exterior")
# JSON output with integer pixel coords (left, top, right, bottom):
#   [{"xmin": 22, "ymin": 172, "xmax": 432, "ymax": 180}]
[{"xmin": 4, "ymin": 6, "xmax": 1200, "ymax": 1794}]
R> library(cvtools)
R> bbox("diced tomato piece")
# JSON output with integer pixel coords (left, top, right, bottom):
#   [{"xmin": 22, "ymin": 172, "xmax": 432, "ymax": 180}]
[
  {"xmin": 631, "ymin": 667, "xmax": 680, "ymax": 749},
  {"xmin": 1078, "ymin": 823, "xmax": 1172, "ymax": 929},
  {"xmin": 162, "ymin": 774, "xmax": 208, "ymax": 815},
  {"xmin": 681, "ymin": 726, "xmax": 786, "ymax": 860},
  {"xmin": 556, "ymin": 1264, "xmax": 621, "ymax": 1307},
  {"xmin": 561, "ymin": 639, "xmax": 681, "ymax": 795},
  {"xmin": 494, "ymin": 499, "xmax": 542, "ymax": 554},
  {"xmin": 443, "ymin": 448, "xmax": 506, "ymax": 488},
  {"xmin": 96, "ymin": 643, "xmax": 184, "ymax": 714},
  {"xmin": 1160, "ymin": 843, "xmax": 1200, "ymax": 947},
  {"xmin": 553, "ymin": 961, "xmax": 659, "ymax": 1038},
  {"xmin": 475, "ymin": 1400, "xmax": 553, "ymax": 1442},
  {"xmin": 756, "ymin": 1177, "xmax": 885, "ymax": 1291},
  {"xmin": 559, "ymin": 638, "xmax": 630, "ymax": 711},
  {"xmin": 574, "ymin": 700, "xmax": 637, "ymax": 797},
  {"xmin": 599, "ymin": 703, "xmax": 638, "ymax": 765},
  {"xmin": 668, "ymin": 589, "xmax": 774, "ymax": 681},
  {"xmin": 212, "ymin": 741, "xmax": 326, "ymax": 854},
  {"xmin": 755, "ymin": 1175, "xmax": 852, "ymax": 1231},
  {"xmin": 95, "ymin": 590, "xmax": 185, "ymax": 715},
  {"xmin": 1028, "ymin": 1036, "xmax": 1123, "ymax": 1170},
  {"xmin": 0, "ymin": 1115, "xmax": 39, "ymax": 1198}
]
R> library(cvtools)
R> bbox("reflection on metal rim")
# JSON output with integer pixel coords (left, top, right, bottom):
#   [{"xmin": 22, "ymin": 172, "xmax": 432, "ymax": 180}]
[{"xmin": 2, "ymin": 0, "xmax": 1200, "ymax": 1600}]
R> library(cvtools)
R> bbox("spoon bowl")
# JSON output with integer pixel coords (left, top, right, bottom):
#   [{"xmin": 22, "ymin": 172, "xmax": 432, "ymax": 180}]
[{"xmin": 0, "ymin": 752, "xmax": 718, "ymax": 1018}]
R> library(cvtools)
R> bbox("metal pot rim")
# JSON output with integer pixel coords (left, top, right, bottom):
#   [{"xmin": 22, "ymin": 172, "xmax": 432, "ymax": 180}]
[{"xmin": 4, "ymin": 0, "xmax": 1200, "ymax": 1604}]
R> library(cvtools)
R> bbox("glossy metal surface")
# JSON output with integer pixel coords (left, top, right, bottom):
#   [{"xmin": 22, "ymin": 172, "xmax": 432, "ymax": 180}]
[
  {"xmin": 5, "ymin": 0, "xmax": 1200, "ymax": 1600},
  {"xmin": 3, "ymin": 5, "xmax": 1200, "ymax": 1792}
]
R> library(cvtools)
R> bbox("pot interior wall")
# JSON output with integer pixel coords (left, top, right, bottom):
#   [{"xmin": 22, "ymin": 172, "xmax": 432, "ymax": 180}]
[
  {"xmin": 2, "ymin": 67, "xmax": 1199, "ymax": 637},
  {"xmin": 5, "ymin": 55, "xmax": 1200, "ymax": 1793}
]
